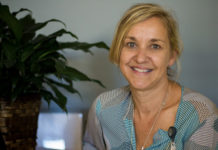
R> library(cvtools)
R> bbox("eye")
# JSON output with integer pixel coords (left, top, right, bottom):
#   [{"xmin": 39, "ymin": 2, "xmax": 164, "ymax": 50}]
[
  {"xmin": 126, "ymin": 42, "xmax": 136, "ymax": 48},
  {"xmin": 151, "ymin": 44, "xmax": 161, "ymax": 49}
]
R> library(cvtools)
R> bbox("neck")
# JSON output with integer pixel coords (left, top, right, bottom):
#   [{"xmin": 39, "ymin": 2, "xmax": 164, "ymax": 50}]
[{"xmin": 131, "ymin": 80, "xmax": 170, "ymax": 117}]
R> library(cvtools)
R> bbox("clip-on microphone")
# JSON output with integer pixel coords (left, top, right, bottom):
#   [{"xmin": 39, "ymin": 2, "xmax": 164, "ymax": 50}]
[{"xmin": 168, "ymin": 126, "xmax": 177, "ymax": 150}]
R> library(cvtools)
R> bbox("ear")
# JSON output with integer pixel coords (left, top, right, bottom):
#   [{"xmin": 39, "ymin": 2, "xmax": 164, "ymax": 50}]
[{"xmin": 168, "ymin": 51, "xmax": 177, "ymax": 67}]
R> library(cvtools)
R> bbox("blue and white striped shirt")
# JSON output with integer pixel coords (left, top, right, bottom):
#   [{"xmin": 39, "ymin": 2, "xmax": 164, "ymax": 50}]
[{"xmin": 83, "ymin": 86, "xmax": 218, "ymax": 150}]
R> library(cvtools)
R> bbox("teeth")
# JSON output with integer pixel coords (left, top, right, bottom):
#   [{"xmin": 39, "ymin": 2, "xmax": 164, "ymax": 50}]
[{"xmin": 133, "ymin": 67, "xmax": 152, "ymax": 73}]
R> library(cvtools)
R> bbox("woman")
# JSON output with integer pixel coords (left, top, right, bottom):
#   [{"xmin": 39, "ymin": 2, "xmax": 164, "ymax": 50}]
[{"xmin": 83, "ymin": 3, "xmax": 218, "ymax": 150}]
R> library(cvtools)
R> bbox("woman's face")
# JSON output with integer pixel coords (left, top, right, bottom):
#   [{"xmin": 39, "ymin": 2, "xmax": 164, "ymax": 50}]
[{"xmin": 119, "ymin": 17, "xmax": 176, "ymax": 91}]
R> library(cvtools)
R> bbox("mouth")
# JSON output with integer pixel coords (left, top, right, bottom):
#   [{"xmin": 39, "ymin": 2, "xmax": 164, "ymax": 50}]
[{"xmin": 131, "ymin": 67, "xmax": 152, "ymax": 73}]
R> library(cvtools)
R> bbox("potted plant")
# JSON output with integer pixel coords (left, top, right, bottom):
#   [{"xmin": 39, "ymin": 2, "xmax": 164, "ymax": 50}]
[{"xmin": 0, "ymin": 3, "xmax": 108, "ymax": 150}]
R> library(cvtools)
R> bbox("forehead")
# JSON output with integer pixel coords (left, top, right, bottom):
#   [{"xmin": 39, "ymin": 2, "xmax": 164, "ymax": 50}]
[
  {"xmin": 126, "ymin": 17, "xmax": 168, "ymax": 38},
  {"xmin": 123, "ymin": 17, "xmax": 169, "ymax": 44}
]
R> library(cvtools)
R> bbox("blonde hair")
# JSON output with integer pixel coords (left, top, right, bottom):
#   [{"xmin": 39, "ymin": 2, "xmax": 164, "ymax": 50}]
[{"xmin": 109, "ymin": 3, "xmax": 183, "ymax": 78}]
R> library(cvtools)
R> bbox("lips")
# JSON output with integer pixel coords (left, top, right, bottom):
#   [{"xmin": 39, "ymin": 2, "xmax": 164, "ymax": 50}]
[{"xmin": 132, "ymin": 67, "xmax": 152, "ymax": 73}]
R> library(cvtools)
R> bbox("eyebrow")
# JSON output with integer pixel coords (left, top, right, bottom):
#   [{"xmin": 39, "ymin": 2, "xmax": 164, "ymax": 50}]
[
  {"xmin": 125, "ymin": 36, "xmax": 136, "ymax": 41},
  {"xmin": 150, "ymin": 39, "xmax": 166, "ymax": 43},
  {"xmin": 125, "ymin": 36, "xmax": 166, "ymax": 44}
]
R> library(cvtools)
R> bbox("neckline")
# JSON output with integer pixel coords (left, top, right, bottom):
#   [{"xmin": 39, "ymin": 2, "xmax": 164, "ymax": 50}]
[
  {"xmin": 129, "ymin": 85, "xmax": 184, "ymax": 149},
  {"xmin": 151, "ymin": 85, "xmax": 184, "ymax": 133}
]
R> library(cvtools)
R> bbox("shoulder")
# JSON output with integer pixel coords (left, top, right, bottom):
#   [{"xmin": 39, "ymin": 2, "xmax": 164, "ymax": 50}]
[
  {"xmin": 182, "ymin": 87, "xmax": 218, "ymax": 122},
  {"xmin": 182, "ymin": 88, "xmax": 218, "ymax": 149},
  {"xmin": 92, "ymin": 85, "xmax": 130, "ymax": 112}
]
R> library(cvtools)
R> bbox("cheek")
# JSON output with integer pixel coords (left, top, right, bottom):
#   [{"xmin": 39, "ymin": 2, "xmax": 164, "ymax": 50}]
[
  {"xmin": 119, "ymin": 50, "xmax": 132, "ymax": 74},
  {"xmin": 120, "ymin": 50, "xmax": 131, "ymax": 65},
  {"xmin": 119, "ymin": 51, "xmax": 126, "ymax": 70},
  {"xmin": 153, "ymin": 54, "xmax": 171, "ymax": 69}
]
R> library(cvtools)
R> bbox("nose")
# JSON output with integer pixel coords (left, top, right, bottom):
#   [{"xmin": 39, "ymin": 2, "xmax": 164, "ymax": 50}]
[{"xmin": 135, "ymin": 48, "xmax": 149, "ymax": 63}]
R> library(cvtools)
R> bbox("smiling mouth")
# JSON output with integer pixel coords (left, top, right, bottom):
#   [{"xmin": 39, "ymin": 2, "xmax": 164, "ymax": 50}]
[{"xmin": 132, "ymin": 67, "xmax": 152, "ymax": 73}]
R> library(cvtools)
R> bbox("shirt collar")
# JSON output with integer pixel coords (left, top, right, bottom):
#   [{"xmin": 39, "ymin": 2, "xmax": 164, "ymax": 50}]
[{"xmin": 123, "ymin": 92, "xmax": 134, "ymax": 120}]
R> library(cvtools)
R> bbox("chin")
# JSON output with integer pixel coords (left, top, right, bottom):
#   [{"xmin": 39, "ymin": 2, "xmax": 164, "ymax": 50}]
[{"xmin": 129, "ymin": 82, "xmax": 151, "ymax": 91}]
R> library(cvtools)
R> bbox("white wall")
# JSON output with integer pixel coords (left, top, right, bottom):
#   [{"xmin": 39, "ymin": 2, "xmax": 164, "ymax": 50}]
[{"xmin": 2, "ymin": 0, "xmax": 218, "ymax": 112}]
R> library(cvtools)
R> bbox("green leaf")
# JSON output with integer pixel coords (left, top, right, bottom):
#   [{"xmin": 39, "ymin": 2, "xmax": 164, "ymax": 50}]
[
  {"xmin": 45, "ymin": 77, "xmax": 81, "ymax": 97},
  {"xmin": 19, "ymin": 14, "xmax": 36, "ymax": 41},
  {"xmin": 21, "ymin": 43, "xmax": 41, "ymax": 62},
  {"xmin": 46, "ymin": 81, "xmax": 67, "ymax": 112},
  {"xmin": 62, "ymin": 66, "xmax": 105, "ymax": 88},
  {"xmin": 2, "ymin": 42, "xmax": 17, "ymax": 68},
  {"xmin": 12, "ymin": 8, "xmax": 32, "ymax": 16},
  {"xmin": 55, "ymin": 59, "xmax": 66, "ymax": 77},
  {"xmin": 47, "ymin": 28, "xmax": 78, "ymax": 40},
  {"xmin": 24, "ymin": 19, "xmax": 66, "ymax": 34},
  {"xmin": 89, "ymin": 79, "xmax": 105, "ymax": 88},
  {"xmin": 0, "ymin": 4, "xmax": 23, "ymax": 40},
  {"xmin": 32, "ymin": 58, "xmax": 56, "ymax": 74},
  {"xmin": 30, "ymin": 62, "xmax": 41, "ymax": 73},
  {"xmin": 38, "ymin": 50, "xmax": 59, "ymax": 60},
  {"xmin": 40, "ymin": 89, "xmax": 53, "ymax": 106},
  {"xmin": 63, "ymin": 66, "xmax": 91, "ymax": 80},
  {"xmin": 59, "ymin": 41, "xmax": 109, "ymax": 54},
  {"xmin": 10, "ymin": 78, "xmax": 26, "ymax": 102},
  {"xmin": 54, "ymin": 60, "xmax": 105, "ymax": 88},
  {"xmin": 32, "ymin": 29, "xmax": 78, "ymax": 44}
]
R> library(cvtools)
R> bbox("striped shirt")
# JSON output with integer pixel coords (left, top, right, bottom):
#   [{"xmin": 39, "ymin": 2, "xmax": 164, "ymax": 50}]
[{"xmin": 83, "ymin": 86, "xmax": 218, "ymax": 150}]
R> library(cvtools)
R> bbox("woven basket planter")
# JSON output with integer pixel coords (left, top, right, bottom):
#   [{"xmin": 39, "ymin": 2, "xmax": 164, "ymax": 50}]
[{"xmin": 0, "ymin": 95, "xmax": 41, "ymax": 150}]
